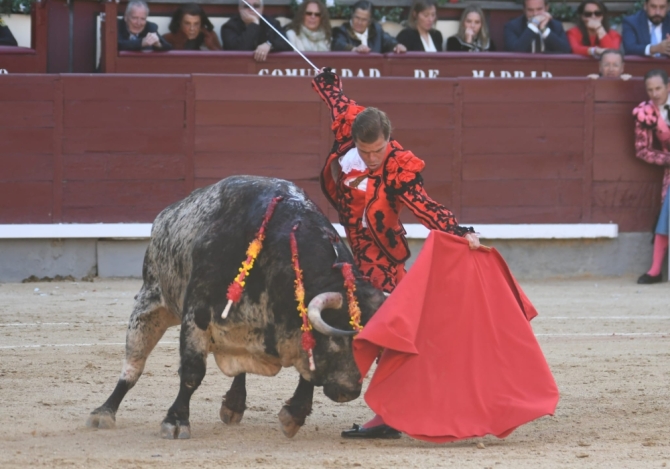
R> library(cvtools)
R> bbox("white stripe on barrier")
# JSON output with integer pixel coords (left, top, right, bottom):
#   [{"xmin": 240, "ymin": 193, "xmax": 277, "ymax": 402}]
[{"xmin": 0, "ymin": 223, "xmax": 618, "ymax": 240}]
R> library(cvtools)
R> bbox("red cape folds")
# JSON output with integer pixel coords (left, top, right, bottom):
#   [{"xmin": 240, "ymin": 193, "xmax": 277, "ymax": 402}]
[{"xmin": 353, "ymin": 231, "xmax": 559, "ymax": 443}]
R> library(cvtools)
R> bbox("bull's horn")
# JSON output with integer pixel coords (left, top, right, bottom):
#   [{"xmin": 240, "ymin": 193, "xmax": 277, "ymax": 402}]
[{"xmin": 307, "ymin": 292, "xmax": 356, "ymax": 337}]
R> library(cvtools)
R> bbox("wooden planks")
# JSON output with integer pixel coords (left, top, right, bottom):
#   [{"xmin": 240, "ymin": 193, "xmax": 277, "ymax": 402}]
[
  {"xmin": 58, "ymin": 75, "xmax": 189, "ymax": 222},
  {"xmin": 0, "ymin": 75, "xmax": 664, "ymax": 231}
]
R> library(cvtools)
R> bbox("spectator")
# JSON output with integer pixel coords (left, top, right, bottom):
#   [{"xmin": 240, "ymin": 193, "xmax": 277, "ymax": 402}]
[
  {"xmin": 504, "ymin": 0, "xmax": 571, "ymax": 53},
  {"xmin": 446, "ymin": 5, "xmax": 496, "ymax": 52},
  {"xmin": 222, "ymin": 0, "xmax": 291, "ymax": 62},
  {"xmin": 286, "ymin": 0, "xmax": 331, "ymax": 51},
  {"xmin": 163, "ymin": 3, "xmax": 222, "ymax": 50},
  {"xmin": 331, "ymin": 0, "xmax": 406, "ymax": 54},
  {"xmin": 118, "ymin": 0, "xmax": 172, "ymax": 51},
  {"xmin": 587, "ymin": 49, "xmax": 632, "ymax": 79},
  {"xmin": 632, "ymin": 69, "xmax": 670, "ymax": 284},
  {"xmin": 622, "ymin": 0, "xmax": 670, "ymax": 57},
  {"xmin": 567, "ymin": 0, "xmax": 621, "ymax": 57},
  {"xmin": 396, "ymin": 0, "xmax": 443, "ymax": 52},
  {"xmin": 0, "ymin": 17, "xmax": 18, "ymax": 46}
]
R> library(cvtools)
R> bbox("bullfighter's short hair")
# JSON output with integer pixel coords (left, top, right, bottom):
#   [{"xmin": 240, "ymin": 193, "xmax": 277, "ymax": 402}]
[
  {"xmin": 645, "ymin": 68, "xmax": 669, "ymax": 85},
  {"xmin": 352, "ymin": 107, "xmax": 392, "ymax": 144}
]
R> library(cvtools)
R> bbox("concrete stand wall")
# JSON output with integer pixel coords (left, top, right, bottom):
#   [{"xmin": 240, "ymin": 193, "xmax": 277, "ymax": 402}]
[{"xmin": 0, "ymin": 233, "xmax": 661, "ymax": 283}]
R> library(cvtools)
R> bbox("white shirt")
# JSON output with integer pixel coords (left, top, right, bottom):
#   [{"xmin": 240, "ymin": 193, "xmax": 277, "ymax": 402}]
[
  {"xmin": 339, "ymin": 147, "xmax": 369, "ymax": 227},
  {"xmin": 420, "ymin": 33, "xmax": 437, "ymax": 52},
  {"xmin": 662, "ymin": 95, "xmax": 670, "ymax": 125},
  {"xmin": 645, "ymin": 20, "xmax": 663, "ymax": 56},
  {"xmin": 351, "ymin": 21, "xmax": 369, "ymax": 47}
]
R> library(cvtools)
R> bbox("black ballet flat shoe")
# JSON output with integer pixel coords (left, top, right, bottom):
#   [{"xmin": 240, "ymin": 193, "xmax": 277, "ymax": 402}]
[
  {"xmin": 341, "ymin": 423, "xmax": 401, "ymax": 439},
  {"xmin": 637, "ymin": 273, "xmax": 663, "ymax": 284}
]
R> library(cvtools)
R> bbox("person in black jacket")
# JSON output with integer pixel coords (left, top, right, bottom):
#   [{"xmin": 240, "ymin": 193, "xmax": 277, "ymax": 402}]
[
  {"xmin": 504, "ymin": 0, "xmax": 571, "ymax": 53},
  {"xmin": 0, "ymin": 18, "xmax": 18, "ymax": 47},
  {"xmin": 331, "ymin": 0, "xmax": 406, "ymax": 54},
  {"xmin": 221, "ymin": 0, "xmax": 292, "ymax": 62},
  {"xmin": 118, "ymin": 0, "xmax": 172, "ymax": 51},
  {"xmin": 396, "ymin": 0, "xmax": 443, "ymax": 51},
  {"xmin": 446, "ymin": 5, "xmax": 496, "ymax": 52}
]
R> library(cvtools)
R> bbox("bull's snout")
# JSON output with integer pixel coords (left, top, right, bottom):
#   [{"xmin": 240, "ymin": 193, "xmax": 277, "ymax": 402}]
[{"xmin": 323, "ymin": 383, "xmax": 361, "ymax": 403}]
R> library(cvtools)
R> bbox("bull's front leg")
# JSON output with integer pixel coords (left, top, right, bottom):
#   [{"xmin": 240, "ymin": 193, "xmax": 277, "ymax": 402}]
[
  {"xmin": 160, "ymin": 318, "xmax": 209, "ymax": 440},
  {"xmin": 278, "ymin": 375, "xmax": 314, "ymax": 438},
  {"xmin": 220, "ymin": 373, "xmax": 247, "ymax": 424}
]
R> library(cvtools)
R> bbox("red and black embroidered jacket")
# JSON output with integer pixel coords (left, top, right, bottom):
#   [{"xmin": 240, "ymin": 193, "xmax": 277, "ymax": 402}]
[{"xmin": 312, "ymin": 69, "xmax": 473, "ymax": 264}]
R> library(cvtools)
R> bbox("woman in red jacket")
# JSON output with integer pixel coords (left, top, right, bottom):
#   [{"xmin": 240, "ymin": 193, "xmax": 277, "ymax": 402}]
[{"xmin": 567, "ymin": 0, "xmax": 621, "ymax": 57}]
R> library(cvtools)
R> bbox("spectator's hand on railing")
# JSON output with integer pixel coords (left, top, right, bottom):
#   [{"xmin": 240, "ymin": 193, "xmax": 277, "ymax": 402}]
[
  {"xmin": 353, "ymin": 44, "xmax": 371, "ymax": 54},
  {"xmin": 254, "ymin": 42, "xmax": 271, "ymax": 62},
  {"xmin": 393, "ymin": 44, "xmax": 407, "ymax": 54},
  {"xmin": 141, "ymin": 33, "xmax": 160, "ymax": 49},
  {"xmin": 621, "ymin": 74, "xmax": 632, "ymax": 81}
]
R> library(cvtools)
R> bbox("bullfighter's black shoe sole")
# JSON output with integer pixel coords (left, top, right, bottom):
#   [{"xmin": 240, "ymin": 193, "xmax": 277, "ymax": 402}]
[
  {"xmin": 637, "ymin": 273, "xmax": 663, "ymax": 284},
  {"xmin": 341, "ymin": 423, "xmax": 401, "ymax": 439}
]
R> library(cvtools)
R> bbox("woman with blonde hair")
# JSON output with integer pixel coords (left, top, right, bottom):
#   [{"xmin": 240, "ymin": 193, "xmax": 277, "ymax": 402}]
[
  {"xmin": 286, "ymin": 0, "xmax": 332, "ymax": 52},
  {"xmin": 397, "ymin": 0, "xmax": 443, "ymax": 52},
  {"xmin": 446, "ymin": 5, "xmax": 495, "ymax": 52}
]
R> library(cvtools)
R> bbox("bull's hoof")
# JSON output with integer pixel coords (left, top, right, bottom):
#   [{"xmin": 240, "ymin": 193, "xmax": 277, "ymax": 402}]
[
  {"xmin": 160, "ymin": 418, "xmax": 191, "ymax": 439},
  {"xmin": 220, "ymin": 404, "xmax": 244, "ymax": 425},
  {"xmin": 278, "ymin": 406, "xmax": 302, "ymax": 438},
  {"xmin": 86, "ymin": 407, "xmax": 116, "ymax": 429}
]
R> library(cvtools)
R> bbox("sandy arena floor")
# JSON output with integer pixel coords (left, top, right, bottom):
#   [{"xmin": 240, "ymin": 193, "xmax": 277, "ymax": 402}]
[{"xmin": 0, "ymin": 277, "xmax": 668, "ymax": 468}]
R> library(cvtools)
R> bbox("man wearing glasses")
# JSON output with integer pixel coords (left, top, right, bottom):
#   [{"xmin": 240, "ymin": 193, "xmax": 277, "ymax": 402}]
[{"xmin": 222, "ymin": 0, "xmax": 292, "ymax": 61}]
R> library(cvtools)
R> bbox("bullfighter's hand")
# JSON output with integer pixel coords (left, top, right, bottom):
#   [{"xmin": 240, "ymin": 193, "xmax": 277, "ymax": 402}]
[
  {"xmin": 393, "ymin": 43, "xmax": 407, "ymax": 53},
  {"xmin": 465, "ymin": 232, "xmax": 480, "ymax": 250},
  {"xmin": 254, "ymin": 42, "xmax": 271, "ymax": 62}
]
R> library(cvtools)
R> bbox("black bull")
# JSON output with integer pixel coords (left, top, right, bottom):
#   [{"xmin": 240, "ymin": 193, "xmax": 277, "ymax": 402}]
[{"xmin": 87, "ymin": 176, "xmax": 386, "ymax": 439}]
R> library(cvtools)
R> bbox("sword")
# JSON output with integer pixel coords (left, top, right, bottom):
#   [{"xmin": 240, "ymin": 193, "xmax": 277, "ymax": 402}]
[{"xmin": 240, "ymin": 0, "xmax": 320, "ymax": 72}]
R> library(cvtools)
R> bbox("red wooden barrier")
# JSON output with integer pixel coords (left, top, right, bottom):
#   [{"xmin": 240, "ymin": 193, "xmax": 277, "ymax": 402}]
[{"xmin": 0, "ymin": 74, "xmax": 660, "ymax": 231}]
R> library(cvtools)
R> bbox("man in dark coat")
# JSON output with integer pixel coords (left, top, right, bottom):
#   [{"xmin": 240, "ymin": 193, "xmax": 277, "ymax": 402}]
[
  {"xmin": 622, "ymin": 0, "xmax": 670, "ymax": 56},
  {"xmin": 504, "ymin": 0, "xmax": 571, "ymax": 53},
  {"xmin": 0, "ymin": 18, "xmax": 18, "ymax": 46},
  {"xmin": 118, "ymin": 0, "xmax": 172, "ymax": 51},
  {"xmin": 331, "ymin": 0, "xmax": 406, "ymax": 54},
  {"xmin": 221, "ymin": 0, "xmax": 292, "ymax": 62}
]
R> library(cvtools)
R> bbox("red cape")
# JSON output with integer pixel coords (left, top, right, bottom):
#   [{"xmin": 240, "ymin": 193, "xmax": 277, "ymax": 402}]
[{"xmin": 353, "ymin": 231, "xmax": 559, "ymax": 443}]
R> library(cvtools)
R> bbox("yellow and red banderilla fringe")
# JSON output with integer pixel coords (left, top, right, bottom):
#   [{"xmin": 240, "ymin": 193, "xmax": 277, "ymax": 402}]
[
  {"xmin": 291, "ymin": 225, "xmax": 364, "ymax": 371},
  {"xmin": 339, "ymin": 263, "xmax": 364, "ymax": 333},
  {"xmin": 289, "ymin": 223, "xmax": 317, "ymax": 371},
  {"xmin": 222, "ymin": 196, "xmax": 283, "ymax": 319}
]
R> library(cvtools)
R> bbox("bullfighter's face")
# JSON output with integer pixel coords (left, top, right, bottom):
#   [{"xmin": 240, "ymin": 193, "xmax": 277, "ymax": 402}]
[
  {"xmin": 355, "ymin": 135, "xmax": 389, "ymax": 173},
  {"xmin": 645, "ymin": 75, "xmax": 670, "ymax": 108}
]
